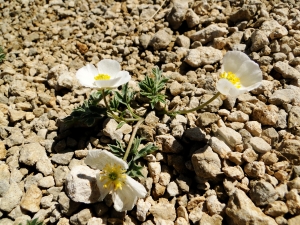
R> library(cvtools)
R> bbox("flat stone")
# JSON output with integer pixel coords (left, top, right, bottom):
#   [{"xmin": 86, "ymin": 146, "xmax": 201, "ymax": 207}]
[
  {"xmin": 216, "ymin": 126, "xmax": 242, "ymax": 148},
  {"xmin": 192, "ymin": 146, "xmax": 221, "ymax": 179},
  {"xmin": 249, "ymin": 181, "xmax": 278, "ymax": 206},
  {"xmin": 249, "ymin": 137, "xmax": 272, "ymax": 153},
  {"xmin": 19, "ymin": 142, "xmax": 47, "ymax": 166},
  {"xmin": 65, "ymin": 165, "xmax": 100, "ymax": 203},
  {"xmin": 226, "ymin": 189, "xmax": 277, "ymax": 225},
  {"xmin": 184, "ymin": 47, "xmax": 223, "ymax": 67},
  {"xmin": 20, "ymin": 185, "xmax": 42, "ymax": 213},
  {"xmin": 190, "ymin": 24, "xmax": 228, "ymax": 44},
  {"xmin": 274, "ymin": 61, "xmax": 300, "ymax": 80}
]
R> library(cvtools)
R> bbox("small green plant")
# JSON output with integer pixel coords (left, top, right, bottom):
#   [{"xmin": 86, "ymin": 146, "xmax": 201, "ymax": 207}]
[
  {"xmin": 63, "ymin": 90, "xmax": 107, "ymax": 127},
  {"xmin": 19, "ymin": 218, "xmax": 43, "ymax": 225},
  {"xmin": 109, "ymin": 138, "xmax": 158, "ymax": 178},
  {"xmin": 0, "ymin": 46, "xmax": 5, "ymax": 63},
  {"xmin": 139, "ymin": 67, "xmax": 168, "ymax": 109}
]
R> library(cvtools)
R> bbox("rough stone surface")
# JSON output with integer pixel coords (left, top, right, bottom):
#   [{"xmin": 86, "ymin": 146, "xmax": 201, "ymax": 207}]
[
  {"xmin": 65, "ymin": 165, "xmax": 100, "ymax": 204},
  {"xmin": 226, "ymin": 189, "xmax": 277, "ymax": 225}
]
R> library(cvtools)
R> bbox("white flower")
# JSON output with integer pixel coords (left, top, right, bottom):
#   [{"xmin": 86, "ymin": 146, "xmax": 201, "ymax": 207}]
[
  {"xmin": 85, "ymin": 149, "xmax": 147, "ymax": 212},
  {"xmin": 216, "ymin": 51, "xmax": 262, "ymax": 98},
  {"xmin": 76, "ymin": 59, "xmax": 131, "ymax": 89}
]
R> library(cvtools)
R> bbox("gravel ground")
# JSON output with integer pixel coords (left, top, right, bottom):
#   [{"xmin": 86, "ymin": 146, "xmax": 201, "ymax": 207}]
[{"xmin": 1, "ymin": 0, "xmax": 300, "ymax": 224}]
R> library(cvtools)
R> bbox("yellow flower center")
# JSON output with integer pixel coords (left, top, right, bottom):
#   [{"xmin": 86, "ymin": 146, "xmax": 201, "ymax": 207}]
[
  {"xmin": 99, "ymin": 163, "xmax": 126, "ymax": 190},
  {"xmin": 220, "ymin": 71, "xmax": 241, "ymax": 88},
  {"xmin": 94, "ymin": 74, "xmax": 111, "ymax": 80}
]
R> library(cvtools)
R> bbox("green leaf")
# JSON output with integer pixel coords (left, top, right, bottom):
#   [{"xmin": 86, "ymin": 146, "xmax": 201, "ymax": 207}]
[
  {"xmin": 108, "ymin": 140, "xmax": 125, "ymax": 159},
  {"xmin": 0, "ymin": 46, "xmax": 5, "ymax": 63},
  {"xmin": 63, "ymin": 91, "xmax": 107, "ymax": 127},
  {"xmin": 114, "ymin": 83, "xmax": 135, "ymax": 106},
  {"xmin": 127, "ymin": 161, "xmax": 144, "ymax": 178},
  {"xmin": 139, "ymin": 67, "xmax": 168, "ymax": 109},
  {"xmin": 133, "ymin": 143, "xmax": 158, "ymax": 161},
  {"xmin": 19, "ymin": 218, "xmax": 43, "ymax": 225},
  {"xmin": 117, "ymin": 121, "xmax": 126, "ymax": 129}
]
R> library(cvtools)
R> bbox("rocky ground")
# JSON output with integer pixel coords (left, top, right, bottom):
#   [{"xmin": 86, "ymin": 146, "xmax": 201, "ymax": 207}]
[{"xmin": 1, "ymin": 0, "xmax": 300, "ymax": 224}]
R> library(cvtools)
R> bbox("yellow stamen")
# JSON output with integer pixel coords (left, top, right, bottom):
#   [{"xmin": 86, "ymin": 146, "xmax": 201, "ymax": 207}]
[
  {"xmin": 94, "ymin": 74, "xmax": 111, "ymax": 80},
  {"xmin": 99, "ymin": 163, "xmax": 126, "ymax": 190},
  {"xmin": 220, "ymin": 71, "xmax": 241, "ymax": 88}
]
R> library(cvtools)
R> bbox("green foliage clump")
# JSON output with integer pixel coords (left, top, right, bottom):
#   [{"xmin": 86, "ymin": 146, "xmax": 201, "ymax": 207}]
[
  {"xmin": 139, "ymin": 67, "xmax": 168, "ymax": 109},
  {"xmin": 19, "ymin": 218, "xmax": 43, "ymax": 225},
  {"xmin": 0, "ymin": 46, "xmax": 5, "ymax": 63}
]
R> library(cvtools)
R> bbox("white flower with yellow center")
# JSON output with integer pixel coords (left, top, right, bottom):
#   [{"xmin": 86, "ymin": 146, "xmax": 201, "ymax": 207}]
[
  {"xmin": 216, "ymin": 51, "xmax": 262, "ymax": 98},
  {"xmin": 85, "ymin": 150, "xmax": 147, "ymax": 212},
  {"xmin": 76, "ymin": 59, "xmax": 131, "ymax": 89}
]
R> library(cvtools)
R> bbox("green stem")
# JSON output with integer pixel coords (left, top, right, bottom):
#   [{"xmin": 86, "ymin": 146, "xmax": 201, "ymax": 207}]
[
  {"xmin": 123, "ymin": 119, "xmax": 144, "ymax": 161},
  {"xmin": 126, "ymin": 104, "xmax": 141, "ymax": 119},
  {"xmin": 102, "ymin": 89, "xmax": 120, "ymax": 121},
  {"xmin": 174, "ymin": 92, "xmax": 221, "ymax": 115}
]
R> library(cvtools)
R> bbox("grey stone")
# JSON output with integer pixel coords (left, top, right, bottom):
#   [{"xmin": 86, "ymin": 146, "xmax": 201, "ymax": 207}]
[
  {"xmin": 150, "ymin": 29, "xmax": 172, "ymax": 50},
  {"xmin": 251, "ymin": 30, "xmax": 269, "ymax": 52},
  {"xmin": 229, "ymin": 4, "xmax": 257, "ymax": 23},
  {"xmin": 175, "ymin": 35, "xmax": 190, "ymax": 48},
  {"xmin": 274, "ymin": 61, "xmax": 300, "ymax": 80},
  {"xmin": 185, "ymin": 9, "xmax": 200, "ymax": 28},
  {"xmin": 58, "ymin": 192, "xmax": 81, "ymax": 216},
  {"xmin": 288, "ymin": 106, "xmax": 300, "ymax": 128},
  {"xmin": 226, "ymin": 189, "xmax": 277, "ymax": 225},
  {"xmin": 166, "ymin": 0, "xmax": 189, "ymax": 30},
  {"xmin": 184, "ymin": 47, "xmax": 223, "ymax": 67},
  {"xmin": 244, "ymin": 161, "xmax": 265, "ymax": 178},
  {"xmin": 54, "ymin": 166, "xmax": 70, "ymax": 187},
  {"xmin": 156, "ymin": 135, "xmax": 183, "ymax": 153},
  {"xmin": 190, "ymin": 24, "xmax": 228, "ymax": 44},
  {"xmin": 192, "ymin": 146, "xmax": 221, "ymax": 179},
  {"xmin": 0, "ymin": 182, "xmax": 23, "ymax": 212},
  {"xmin": 65, "ymin": 165, "xmax": 100, "ymax": 203},
  {"xmin": 250, "ymin": 181, "xmax": 278, "ymax": 206},
  {"xmin": 249, "ymin": 137, "xmax": 272, "ymax": 153},
  {"xmin": 216, "ymin": 126, "xmax": 242, "ymax": 148},
  {"xmin": 209, "ymin": 137, "xmax": 232, "ymax": 159},
  {"xmin": 51, "ymin": 151, "xmax": 74, "ymax": 165},
  {"xmin": 19, "ymin": 143, "xmax": 46, "ymax": 166},
  {"xmin": 196, "ymin": 112, "xmax": 220, "ymax": 127}
]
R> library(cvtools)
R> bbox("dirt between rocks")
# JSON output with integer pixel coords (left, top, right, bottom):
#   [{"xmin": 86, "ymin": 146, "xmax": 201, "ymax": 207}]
[{"xmin": 1, "ymin": 0, "xmax": 300, "ymax": 224}]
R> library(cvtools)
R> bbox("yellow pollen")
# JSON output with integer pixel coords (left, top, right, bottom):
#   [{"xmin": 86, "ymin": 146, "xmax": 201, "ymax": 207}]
[
  {"xmin": 99, "ymin": 163, "xmax": 126, "ymax": 191},
  {"xmin": 94, "ymin": 74, "xmax": 111, "ymax": 80},
  {"xmin": 220, "ymin": 71, "xmax": 241, "ymax": 88}
]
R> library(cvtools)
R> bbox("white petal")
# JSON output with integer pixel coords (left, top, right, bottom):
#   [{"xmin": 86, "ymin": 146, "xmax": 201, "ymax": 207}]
[
  {"xmin": 94, "ymin": 76, "xmax": 123, "ymax": 88},
  {"xmin": 97, "ymin": 59, "xmax": 121, "ymax": 77},
  {"xmin": 125, "ymin": 176, "xmax": 147, "ymax": 198},
  {"xmin": 222, "ymin": 51, "xmax": 250, "ymax": 74},
  {"xmin": 96, "ymin": 172, "xmax": 112, "ymax": 201},
  {"xmin": 216, "ymin": 79, "xmax": 246, "ymax": 98},
  {"xmin": 236, "ymin": 60, "xmax": 262, "ymax": 87},
  {"xmin": 110, "ymin": 71, "xmax": 131, "ymax": 88},
  {"xmin": 76, "ymin": 64, "xmax": 98, "ymax": 88},
  {"xmin": 84, "ymin": 149, "xmax": 104, "ymax": 170},
  {"xmin": 112, "ymin": 177, "xmax": 146, "ymax": 212}
]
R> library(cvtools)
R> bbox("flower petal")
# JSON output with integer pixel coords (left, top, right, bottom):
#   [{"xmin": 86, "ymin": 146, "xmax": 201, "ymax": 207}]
[
  {"xmin": 112, "ymin": 176, "xmax": 146, "ymax": 211},
  {"xmin": 84, "ymin": 149, "xmax": 104, "ymax": 170},
  {"xmin": 110, "ymin": 71, "xmax": 131, "ymax": 88},
  {"xmin": 97, "ymin": 59, "xmax": 121, "ymax": 77},
  {"xmin": 96, "ymin": 172, "xmax": 112, "ymax": 201},
  {"xmin": 216, "ymin": 79, "xmax": 245, "ymax": 98},
  {"xmin": 236, "ymin": 60, "xmax": 262, "ymax": 87},
  {"xmin": 125, "ymin": 176, "xmax": 147, "ymax": 198},
  {"xmin": 76, "ymin": 64, "xmax": 98, "ymax": 88},
  {"xmin": 94, "ymin": 76, "xmax": 123, "ymax": 88},
  {"xmin": 222, "ymin": 51, "xmax": 251, "ymax": 74}
]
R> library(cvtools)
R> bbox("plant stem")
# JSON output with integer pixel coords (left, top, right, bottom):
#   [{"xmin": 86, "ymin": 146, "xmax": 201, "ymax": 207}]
[
  {"xmin": 102, "ymin": 89, "xmax": 120, "ymax": 121},
  {"xmin": 123, "ymin": 119, "xmax": 144, "ymax": 161},
  {"xmin": 174, "ymin": 92, "xmax": 221, "ymax": 115},
  {"xmin": 126, "ymin": 104, "xmax": 141, "ymax": 119}
]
